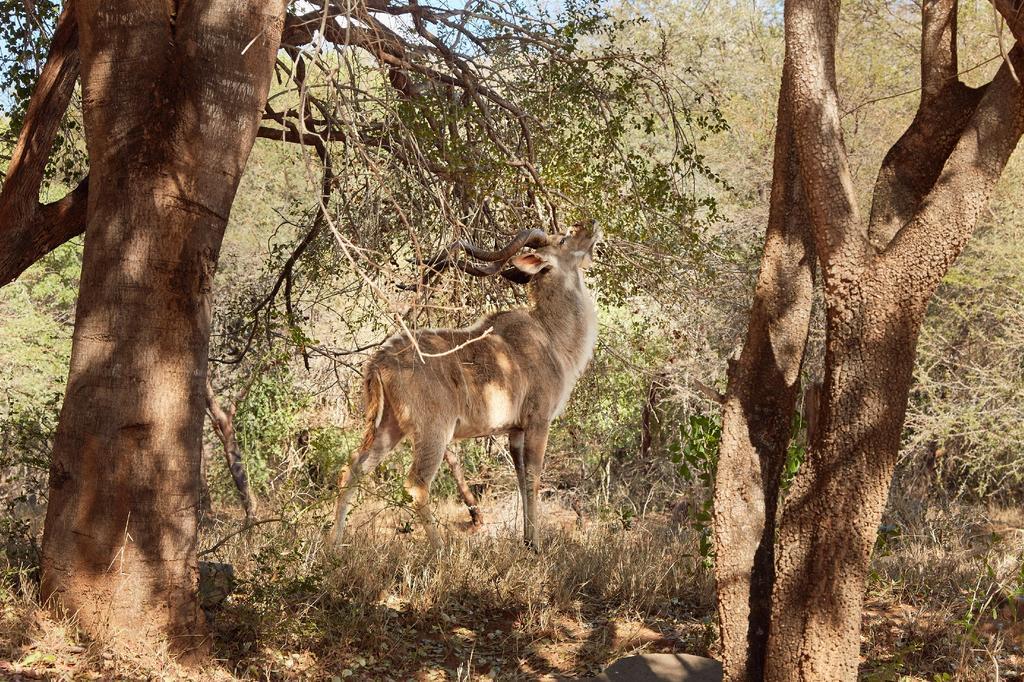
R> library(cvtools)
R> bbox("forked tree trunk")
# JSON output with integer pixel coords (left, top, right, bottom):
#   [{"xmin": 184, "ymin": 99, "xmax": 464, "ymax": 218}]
[
  {"xmin": 714, "ymin": 0, "xmax": 1024, "ymax": 678},
  {"xmin": 39, "ymin": 0, "xmax": 285, "ymax": 652},
  {"xmin": 768, "ymin": 50, "xmax": 1024, "ymax": 675},
  {"xmin": 767, "ymin": 1, "xmax": 1024, "ymax": 675}
]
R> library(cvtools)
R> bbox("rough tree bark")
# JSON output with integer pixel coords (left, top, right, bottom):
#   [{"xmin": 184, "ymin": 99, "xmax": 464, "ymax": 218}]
[
  {"xmin": 38, "ymin": 0, "xmax": 286, "ymax": 652},
  {"xmin": 714, "ymin": 1, "xmax": 1024, "ymax": 679},
  {"xmin": 711, "ymin": 58, "xmax": 815, "ymax": 680},
  {"xmin": 770, "ymin": 6, "xmax": 1024, "ymax": 680}
]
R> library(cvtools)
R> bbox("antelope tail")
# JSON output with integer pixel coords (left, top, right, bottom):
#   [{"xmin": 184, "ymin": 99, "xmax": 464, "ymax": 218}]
[{"xmin": 360, "ymin": 367, "xmax": 385, "ymax": 451}]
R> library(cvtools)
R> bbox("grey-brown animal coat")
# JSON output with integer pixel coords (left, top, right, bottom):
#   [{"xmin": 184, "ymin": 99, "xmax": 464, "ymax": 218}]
[{"xmin": 330, "ymin": 225, "xmax": 599, "ymax": 547}]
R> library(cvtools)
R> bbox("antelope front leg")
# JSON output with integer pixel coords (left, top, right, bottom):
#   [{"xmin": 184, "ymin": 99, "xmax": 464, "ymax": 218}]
[
  {"xmin": 509, "ymin": 429, "xmax": 527, "ymax": 530},
  {"xmin": 521, "ymin": 424, "xmax": 549, "ymax": 550}
]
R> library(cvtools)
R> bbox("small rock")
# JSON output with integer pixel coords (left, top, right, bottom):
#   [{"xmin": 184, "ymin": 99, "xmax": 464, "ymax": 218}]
[
  {"xmin": 198, "ymin": 561, "xmax": 235, "ymax": 609},
  {"xmin": 587, "ymin": 653, "xmax": 722, "ymax": 682}
]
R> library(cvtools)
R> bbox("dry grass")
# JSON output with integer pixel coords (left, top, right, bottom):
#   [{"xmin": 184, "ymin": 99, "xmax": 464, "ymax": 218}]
[
  {"xmin": 1, "ymin": 490, "xmax": 716, "ymax": 680},
  {"xmin": 861, "ymin": 496, "xmax": 1024, "ymax": 680},
  {"xmin": 204, "ymin": 492, "xmax": 716, "ymax": 680},
  {"xmin": 0, "ymin": 576, "xmax": 209, "ymax": 680},
  {"xmin": 2, "ymin": 486, "xmax": 1023, "ymax": 680}
]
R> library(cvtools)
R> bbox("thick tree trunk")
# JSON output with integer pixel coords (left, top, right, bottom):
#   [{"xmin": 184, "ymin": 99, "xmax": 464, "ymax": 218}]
[
  {"xmin": 759, "ymin": 0, "xmax": 1024, "ymax": 677},
  {"xmin": 709, "ymin": 1, "xmax": 1024, "ymax": 678},
  {"xmin": 712, "ymin": 60, "xmax": 815, "ymax": 681},
  {"xmin": 39, "ymin": 0, "xmax": 285, "ymax": 652},
  {"xmin": 767, "ymin": 294, "xmax": 918, "ymax": 679}
]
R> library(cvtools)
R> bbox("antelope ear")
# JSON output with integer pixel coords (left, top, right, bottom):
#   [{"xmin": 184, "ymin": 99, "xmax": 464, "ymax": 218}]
[{"xmin": 510, "ymin": 252, "xmax": 549, "ymax": 275}]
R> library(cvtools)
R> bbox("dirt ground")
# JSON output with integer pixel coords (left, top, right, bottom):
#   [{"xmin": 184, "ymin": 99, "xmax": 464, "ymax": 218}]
[{"xmin": 1, "ymin": 490, "xmax": 1022, "ymax": 680}]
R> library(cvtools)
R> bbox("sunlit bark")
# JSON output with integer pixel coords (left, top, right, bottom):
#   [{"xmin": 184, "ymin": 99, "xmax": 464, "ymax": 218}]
[{"xmin": 39, "ymin": 0, "xmax": 286, "ymax": 651}]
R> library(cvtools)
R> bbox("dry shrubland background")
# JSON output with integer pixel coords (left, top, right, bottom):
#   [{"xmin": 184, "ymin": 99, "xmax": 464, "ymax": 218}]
[{"xmin": 2, "ymin": 1, "xmax": 1023, "ymax": 679}]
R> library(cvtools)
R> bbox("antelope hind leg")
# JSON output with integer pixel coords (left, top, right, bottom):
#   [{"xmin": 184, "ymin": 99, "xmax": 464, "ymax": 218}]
[
  {"xmin": 329, "ymin": 421, "xmax": 400, "ymax": 550},
  {"xmin": 406, "ymin": 437, "xmax": 448, "ymax": 548},
  {"xmin": 444, "ymin": 448, "xmax": 483, "ymax": 528}
]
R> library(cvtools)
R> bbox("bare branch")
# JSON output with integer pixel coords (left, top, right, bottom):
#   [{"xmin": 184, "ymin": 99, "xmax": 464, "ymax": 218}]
[
  {"xmin": 784, "ymin": 0, "xmax": 866, "ymax": 281},
  {"xmin": 0, "ymin": 178, "xmax": 88, "ymax": 287},
  {"xmin": 199, "ymin": 517, "xmax": 286, "ymax": 557},
  {"xmin": 868, "ymin": 0, "xmax": 987, "ymax": 249},
  {"xmin": 205, "ymin": 376, "xmax": 257, "ymax": 519},
  {"xmin": 882, "ymin": 47, "xmax": 1024, "ymax": 301},
  {"xmin": 282, "ymin": 7, "xmax": 417, "ymax": 98},
  {"xmin": 990, "ymin": 0, "xmax": 1024, "ymax": 46},
  {"xmin": 693, "ymin": 380, "xmax": 725, "ymax": 405},
  {"xmin": 0, "ymin": 2, "xmax": 86, "ymax": 287}
]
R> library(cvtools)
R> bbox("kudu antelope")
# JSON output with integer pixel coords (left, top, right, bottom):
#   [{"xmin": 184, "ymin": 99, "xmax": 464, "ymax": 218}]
[{"xmin": 330, "ymin": 222, "xmax": 600, "ymax": 548}]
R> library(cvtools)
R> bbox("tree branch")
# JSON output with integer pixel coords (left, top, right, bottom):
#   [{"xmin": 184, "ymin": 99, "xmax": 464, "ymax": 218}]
[
  {"xmin": 921, "ymin": 0, "xmax": 958, "ymax": 103},
  {"xmin": 282, "ymin": 8, "xmax": 417, "ymax": 97},
  {"xmin": 882, "ymin": 46, "xmax": 1024, "ymax": 300},
  {"xmin": 868, "ymin": 0, "xmax": 987, "ymax": 249},
  {"xmin": 784, "ymin": 0, "xmax": 866, "ymax": 282},
  {"xmin": 990, "ymin": 0, "xmax": 1024, "ymax": 46},
  {"xmin": 0, "ymin": 2, "xmax": 86, "ymax": 287},
  {"xmin": 205, "ymin": 376, "xmax": 257, "ymax": 519}
]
